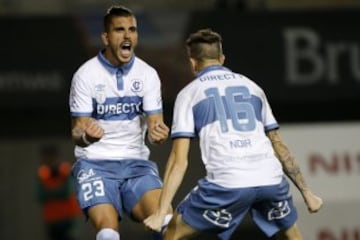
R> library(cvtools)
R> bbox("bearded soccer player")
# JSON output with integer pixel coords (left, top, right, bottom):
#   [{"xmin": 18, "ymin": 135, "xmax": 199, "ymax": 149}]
[{"xmin": 69, "ymin": 5, "xmax": 172, "ymax": 240}]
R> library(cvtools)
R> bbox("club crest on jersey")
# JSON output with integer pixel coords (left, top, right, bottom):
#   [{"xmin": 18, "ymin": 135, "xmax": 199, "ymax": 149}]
[
  {"xmin": 95, "ymin": 84, "xmax": 106, "ymax": 104},
  {"xmin": 131, "ymin": 79, "xmax": 143, "ymax": 92}
]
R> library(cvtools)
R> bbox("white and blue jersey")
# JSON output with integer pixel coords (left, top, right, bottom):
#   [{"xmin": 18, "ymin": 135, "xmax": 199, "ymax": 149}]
[
  {"xmin": 69, "ymin": 51, "xmax": 163, "ymax": 161},
  {"xmin": 171, "ymin": 65, "xmax": 283, "ymax": 188},
  {"xmin": 173, "ymin": 66, "xmax": 297, "ymax": 238}
]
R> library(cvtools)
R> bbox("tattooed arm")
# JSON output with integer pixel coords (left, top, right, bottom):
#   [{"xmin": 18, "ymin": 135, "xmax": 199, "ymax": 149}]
[
  {"xmin": 266, "ymin": 129, "xmax": 307, "ymax": 191},
  {"xmin": 266, "ymin": 129, "xmax": 323, "ymax": 213}
]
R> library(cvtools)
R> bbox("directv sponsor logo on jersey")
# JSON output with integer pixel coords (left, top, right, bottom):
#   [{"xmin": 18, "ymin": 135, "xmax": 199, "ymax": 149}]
[
  {"xmin": 199, "ymin": 73, "xmax": 236, "ymax": 82},
  {"xmin": 93, "ymin": 96, "xmax": 143, "ymax": 120}
]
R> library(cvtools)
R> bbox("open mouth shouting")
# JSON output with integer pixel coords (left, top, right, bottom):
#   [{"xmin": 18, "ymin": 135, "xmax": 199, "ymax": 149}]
[{"xmin": 119, "ymin": 40, "xmax": 132, "ymax": 59}]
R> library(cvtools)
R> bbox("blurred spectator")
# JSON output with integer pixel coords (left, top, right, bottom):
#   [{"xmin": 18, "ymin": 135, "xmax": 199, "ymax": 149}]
[{"xmin": 36, "ymin": 144, "xmax": 82, "ymax": 240}]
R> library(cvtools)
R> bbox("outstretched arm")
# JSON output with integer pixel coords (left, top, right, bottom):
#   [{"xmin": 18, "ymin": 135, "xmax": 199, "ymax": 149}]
[
  {"xmin": 144, "ymin": 138, "xmax": 190, "ymax": 232},
  {"xmin": 266, "ymin": 129, "xmax": 323, "ymax": 213}
]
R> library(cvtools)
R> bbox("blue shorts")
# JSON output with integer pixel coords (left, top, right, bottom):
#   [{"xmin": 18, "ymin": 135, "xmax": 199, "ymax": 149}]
[
  {"xmin": 72, "ymin": 159, "xmax": 163, "ymax": 220},
  {"xmin": 177, "ymin": 177, "xmax": 297, "ymax": 239}
]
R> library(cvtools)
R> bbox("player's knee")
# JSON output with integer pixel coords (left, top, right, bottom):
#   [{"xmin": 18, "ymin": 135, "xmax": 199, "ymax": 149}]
[{"xmin": 96, "ymin": 228, "xmax": 120, "ymax": 240}]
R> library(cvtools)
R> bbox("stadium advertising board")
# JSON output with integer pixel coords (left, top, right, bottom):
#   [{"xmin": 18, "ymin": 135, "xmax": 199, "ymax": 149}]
[
  {"xmin": 0, "ymin": 17, "xmax": 88, "ymax": 109},
  {"xmin": 280, "ymin": 122, "xmax": 360, "ymax": 240}
]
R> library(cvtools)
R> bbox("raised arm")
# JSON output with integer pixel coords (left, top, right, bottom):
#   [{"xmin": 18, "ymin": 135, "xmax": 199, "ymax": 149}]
[
  {"xmin": 143, "ymin": 137, "xmax": 190, "ymax": 232},
  {"xmin": 266, "ymin": 129, "xmax": 323, "ymax": 213}
]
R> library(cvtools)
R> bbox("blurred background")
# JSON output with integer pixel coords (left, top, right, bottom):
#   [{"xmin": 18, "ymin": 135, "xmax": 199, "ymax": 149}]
[{"xmin": 0, "ymin": 0, "xmax": 359, "ymax": 239}]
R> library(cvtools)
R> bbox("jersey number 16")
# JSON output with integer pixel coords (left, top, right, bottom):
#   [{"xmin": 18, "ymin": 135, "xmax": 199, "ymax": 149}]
[{"xmin": 205, "ymin": 86, "xmax": 256, "ymax": 133}]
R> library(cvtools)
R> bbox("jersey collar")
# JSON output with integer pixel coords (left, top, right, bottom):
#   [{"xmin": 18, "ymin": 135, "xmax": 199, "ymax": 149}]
[
  {"xmin": 97, "ymin": 50, "xmax": 135, "ymax": 75},
  {"xmin": 196, "ymin": 65, "xmax": 231, "ymax": 78}
]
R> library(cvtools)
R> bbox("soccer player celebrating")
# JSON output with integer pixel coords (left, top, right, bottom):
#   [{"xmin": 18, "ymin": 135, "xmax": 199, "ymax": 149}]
[
  {"xmin": 69, "ymin": 5, "xmax": 172, "ymax": 240},
  {"xmin": 144, "ymin": 28, "xmax": 323, "ymax": 240}
]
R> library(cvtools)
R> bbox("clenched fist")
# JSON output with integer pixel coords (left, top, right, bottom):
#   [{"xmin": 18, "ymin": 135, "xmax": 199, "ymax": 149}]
[
  {"xmin": 148, "ymin": 121, "xmax": 169, "ymax": 144},
  {"xmin": 72, "ymin": 117, "xmax": 104, "ymax": 146},
  {"xmin": 302, "ymin": 190, "xmax": 323, "ymax": 213}
]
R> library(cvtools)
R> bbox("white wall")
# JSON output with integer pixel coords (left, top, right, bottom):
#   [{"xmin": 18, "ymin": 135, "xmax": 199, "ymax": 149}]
[{"xmin": 280, "ymin": 122, "xmax": 360, "ymax": 240}]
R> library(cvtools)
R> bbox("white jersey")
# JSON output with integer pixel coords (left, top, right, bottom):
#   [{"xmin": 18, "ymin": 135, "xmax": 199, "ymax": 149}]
[
  {"xmin": 69, "ymin": 52, "xmax": 163, "ymax": 161},
  {"xmin": 171, "ymin": 65, "xmax": 283, "ymax": 188}
]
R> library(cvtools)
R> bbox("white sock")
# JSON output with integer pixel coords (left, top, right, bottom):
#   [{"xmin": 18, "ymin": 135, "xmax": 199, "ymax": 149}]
[
  {"xmin": 162, "ymin": 214, "xmax": 173, "ymax": 232},
  {"xmin": 150, "ymin": 214, "xmax": 173, "ymax": 240},
  {"xmin": 96, "ymin": 228, "xmax": 120, "ymax": 240}
]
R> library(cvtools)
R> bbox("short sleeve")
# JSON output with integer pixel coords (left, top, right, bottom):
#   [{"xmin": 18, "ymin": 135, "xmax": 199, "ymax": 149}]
[
  {"xmin": 261, "ymin": 90, "xmax": 279, "ymax": 131},
  {"xmin": 171, "ymin": 91, "xmax": 196, "ymax": 138},
  {"xmin": 69, "ymin": 72, "xmax": 93, "ymax": 117},
  {"xmin": 142, "ymin": 69, "xmax": 163, "ymax": 115}
]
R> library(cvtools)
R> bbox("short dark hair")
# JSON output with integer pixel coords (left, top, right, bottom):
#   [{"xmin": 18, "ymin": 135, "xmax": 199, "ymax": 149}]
[
  {"xmin": 186, "ymin": 28, "xmax": 223, "ymax": 61},
  {"xmin": 103, "ymin": 5, "xmax": 134, "ymax": 31}
]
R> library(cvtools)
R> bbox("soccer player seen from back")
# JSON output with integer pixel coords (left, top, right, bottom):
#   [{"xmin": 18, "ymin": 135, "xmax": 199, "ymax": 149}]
[{"xmin": 144, "ymin": 28, "xmax": 323, "ymax": 240}]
